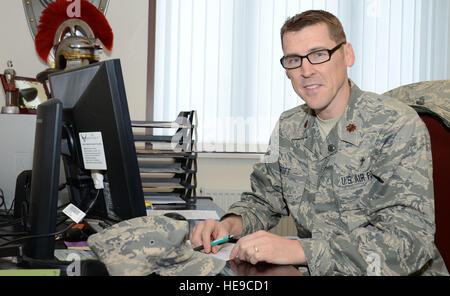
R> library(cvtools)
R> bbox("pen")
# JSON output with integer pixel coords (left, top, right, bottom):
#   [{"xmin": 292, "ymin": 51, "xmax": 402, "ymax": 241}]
[{"xmin": 193, "ymin": 235, "xmax": 235, "ymax": 252}]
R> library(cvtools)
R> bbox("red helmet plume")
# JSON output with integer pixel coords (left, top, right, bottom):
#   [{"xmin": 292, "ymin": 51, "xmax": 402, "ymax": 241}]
[{"xmin": 35, "ymin": 0, "xmax": 113, "ymax": 62}]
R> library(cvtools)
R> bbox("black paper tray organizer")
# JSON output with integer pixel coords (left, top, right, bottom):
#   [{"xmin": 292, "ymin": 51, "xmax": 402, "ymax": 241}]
[{"xmin": 132, "ymin": 111, "xmax": 198, "ymax": 206}]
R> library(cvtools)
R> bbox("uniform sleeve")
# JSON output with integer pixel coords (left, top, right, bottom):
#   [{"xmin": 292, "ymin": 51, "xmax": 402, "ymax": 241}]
[
  {"xmin": 299, "ymin": 114, "xmax": 439, "ymax": 275},
  {"xmin": 225, "ymin": 121, "xmax": 289, "ymax": 236}
]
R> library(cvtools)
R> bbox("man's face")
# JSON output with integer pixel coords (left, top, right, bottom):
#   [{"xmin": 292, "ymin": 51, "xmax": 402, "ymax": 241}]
[{"xmin": 282, "ymin": 23, "xmax": 355, "ymax": 119}]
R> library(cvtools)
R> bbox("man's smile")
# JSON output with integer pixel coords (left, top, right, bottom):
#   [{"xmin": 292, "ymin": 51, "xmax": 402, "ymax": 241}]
[{"xmin": 304, "ymin": 84, "xmax": 321, "ymax": 89}]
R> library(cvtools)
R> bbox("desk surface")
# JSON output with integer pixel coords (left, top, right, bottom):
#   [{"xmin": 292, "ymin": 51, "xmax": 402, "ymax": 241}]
[
  {"xmin": 222, "ymin": 260, "xmax": 303, "ymax": 276},
  {"xmin": 0, "ymin": 198, "xmax": 302, "ymax": 276}
]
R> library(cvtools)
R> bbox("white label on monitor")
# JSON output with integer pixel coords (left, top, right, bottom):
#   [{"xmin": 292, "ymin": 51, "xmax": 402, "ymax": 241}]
[{"xmin": 79, "ymin": 132, "xmax": 107, "ymax": 170}]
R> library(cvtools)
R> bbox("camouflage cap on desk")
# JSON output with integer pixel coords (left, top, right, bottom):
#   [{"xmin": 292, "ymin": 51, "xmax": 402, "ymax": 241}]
[{"xmin": 87, "ymin": 216, "xmax": 226, "ymax": 276}]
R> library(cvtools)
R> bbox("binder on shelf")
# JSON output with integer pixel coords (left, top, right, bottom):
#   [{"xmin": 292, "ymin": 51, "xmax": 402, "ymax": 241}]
[{"xmin": 132, "ymin": 111, "xmax": 198, "ymax": 207}]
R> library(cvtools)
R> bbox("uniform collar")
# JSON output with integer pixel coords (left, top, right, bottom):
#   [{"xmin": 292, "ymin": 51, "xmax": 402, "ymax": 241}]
[
  {"xmin": 337, "ymin": 80, "xmax": 363, "ymax": 147},
  {"xmin": 295, "ymin": 80, "xmax": 363, "ymax": 151}
]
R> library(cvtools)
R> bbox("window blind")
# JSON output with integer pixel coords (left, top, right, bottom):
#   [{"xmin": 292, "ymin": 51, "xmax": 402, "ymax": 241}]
[{"xmin": 154, "ymin": 0, "xmax": 450, "ymax": 153}]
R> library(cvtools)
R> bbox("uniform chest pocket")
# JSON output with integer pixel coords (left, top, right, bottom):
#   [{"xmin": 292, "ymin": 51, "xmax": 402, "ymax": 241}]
[
  {"xmin": 332, "ymin": 154, "xmax": 374, "ymax": 211},
  {"xmin": 333, "ymin": 181, "xmax": 368, "ymax": 211},
  {"xmin": 280, "ymin": 166, "xmax": 307, "ymax": 206}
]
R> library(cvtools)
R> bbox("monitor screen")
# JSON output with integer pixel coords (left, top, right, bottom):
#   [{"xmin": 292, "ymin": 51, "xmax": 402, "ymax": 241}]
[{"xmin": 49, "ymin": 59, "xmax": 146, "ymax": 221}]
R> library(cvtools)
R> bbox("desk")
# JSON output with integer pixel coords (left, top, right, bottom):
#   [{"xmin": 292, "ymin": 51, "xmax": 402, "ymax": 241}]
[
  {"xmin": 222, "ymin": 260, "xmax": 303, "ymax": 276},
  {"xmin": 0, "ymin": 198, "xmax": 224, "ymax": 275},
  {"xmin": 0, "ymin": 252, "xmax": 306, "ymax": 276},
  {"xmin": 0, "ymin": 198, "xmax": 303, "ymax": 276}
]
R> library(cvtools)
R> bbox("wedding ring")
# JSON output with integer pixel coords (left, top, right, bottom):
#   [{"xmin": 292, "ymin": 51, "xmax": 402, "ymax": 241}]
[{"xmin": 253, "ymin": 245, "xmax": 259, "ymax": 253}]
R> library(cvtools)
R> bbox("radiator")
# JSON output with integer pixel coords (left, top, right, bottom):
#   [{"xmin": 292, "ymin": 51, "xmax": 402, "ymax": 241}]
[
  {"xmin": 199, "ymin": 188, "xmax": 243, "ymax": 212},
  {"xmin": 200, "ymin": 188, "xmax": 297, "ymax": 236}
]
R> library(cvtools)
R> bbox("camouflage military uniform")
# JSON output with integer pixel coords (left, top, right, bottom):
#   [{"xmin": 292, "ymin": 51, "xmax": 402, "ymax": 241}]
[{"xmin": 226, "ymin": 80, "xmax": 449, "ymax": 276}]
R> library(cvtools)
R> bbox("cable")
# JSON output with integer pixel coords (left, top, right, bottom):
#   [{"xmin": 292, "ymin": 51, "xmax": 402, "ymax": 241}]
[
  {"xmin": 0, "ymin": 215, "xmax": 68, "ymax": 238},
  {"xmin": 0, "ymin": 222, "xmax": 76, "ymax": 247},
  {"xmin": 0, "ymin": 216, "xmax": 24, "ymax": 226},
  {"xmin": 85, "ymin": 189, "xmax": 100, "ymax": 214},
  {"xmin": 0, "ymin": 189, "xmax": 101, "ymax": 247},
  {"xmin": 0, "ymin": 231, "xmax": 28, "ymax": 237},
  {"xmin": 4, "ymin": 196, "xmax": 15, "ymax": 217},
  {"xmin": 0, "ymin": 188, "xmax": 5, "ymax": 211},
  {"xmin": 58, "ymin": 183, "xmax": 67, "ymax": 191},
  {"xmin": 0, "ymin": 190, "xmax": 18, "ymax": 219}
]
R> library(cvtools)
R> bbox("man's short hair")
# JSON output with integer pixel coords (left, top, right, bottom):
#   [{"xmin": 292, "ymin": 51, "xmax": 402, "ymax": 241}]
[{"xmin": 281, "ymin": 10, "xmax": 347, "ymax": 45}]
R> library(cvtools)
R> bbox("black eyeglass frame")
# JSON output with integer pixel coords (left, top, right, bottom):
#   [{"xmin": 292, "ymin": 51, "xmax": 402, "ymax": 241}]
[{"xmin": 280, "ymin": 42, "xmax": 346, "ymax": 70}]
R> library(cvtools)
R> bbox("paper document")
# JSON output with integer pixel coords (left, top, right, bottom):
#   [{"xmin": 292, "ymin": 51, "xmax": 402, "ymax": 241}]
[
  {"xmin": 188, "ymin": 241, "xmax": 234, "ymax": 261},
  {"xmin": 208, "ymin": 243, "xmax": 235, "ymax": 261},
  {"xmin": 145, "ymin": 195, "xmax": 187, "ymax": 204},
  {"xmin": 148, "ymin": 199, "xmax": 185, "ymax": 204},
  {"xmin": 146, "ymin": 210, "xmax": 220, "ymax": 220}
]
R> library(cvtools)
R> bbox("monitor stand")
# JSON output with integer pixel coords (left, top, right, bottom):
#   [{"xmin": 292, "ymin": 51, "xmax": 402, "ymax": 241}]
[{"xmin": 0, "ymin": 245, "xmax": 70, "ymax": 275}]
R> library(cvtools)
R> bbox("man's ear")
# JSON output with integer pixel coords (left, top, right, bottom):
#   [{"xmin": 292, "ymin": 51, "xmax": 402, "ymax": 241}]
[{"xmin": 344, "ymin": 42, "xmax": 355, "ymax": 67}]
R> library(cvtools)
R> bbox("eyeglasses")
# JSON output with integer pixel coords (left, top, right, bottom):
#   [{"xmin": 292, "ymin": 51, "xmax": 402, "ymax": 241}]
[{"xmin": 280, "ymin": 42, "xmax": 346, "ymax": 70}]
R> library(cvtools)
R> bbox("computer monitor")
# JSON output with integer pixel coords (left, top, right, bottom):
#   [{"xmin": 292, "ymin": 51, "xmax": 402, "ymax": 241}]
[
  {"xmin": 24, "ymin": 99, "xmax": 63, "ymax": 260},
  {"xmin": 48, "ymin": 59, "xmax": 146, "ymax": 221}
]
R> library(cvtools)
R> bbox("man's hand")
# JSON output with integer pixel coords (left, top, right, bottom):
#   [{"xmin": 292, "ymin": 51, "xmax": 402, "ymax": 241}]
[
  {"xmin": 229, "ymin": 231, "xmax": 306, "ymax": 266},
  {"xmin": 189, "ymin": 215, "xmax": 243, "ymax": 254}
]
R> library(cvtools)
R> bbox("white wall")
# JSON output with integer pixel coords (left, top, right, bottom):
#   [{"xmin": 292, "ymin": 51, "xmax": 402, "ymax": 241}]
[
  {"xmin": 0, "ymin": 0, "xmax": 149, "ymax": 121},
  {"xmin": 197, "ymin": 154, "xmax": 259, "ymax": 192}
]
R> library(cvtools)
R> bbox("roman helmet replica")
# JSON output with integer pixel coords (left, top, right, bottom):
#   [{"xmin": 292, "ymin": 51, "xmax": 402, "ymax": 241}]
[{"xmin": 35, "ymin": 0, "xmax": 113, "ymax": 71}]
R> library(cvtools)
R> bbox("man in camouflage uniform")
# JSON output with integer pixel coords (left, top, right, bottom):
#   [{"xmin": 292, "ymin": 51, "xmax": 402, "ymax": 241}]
[{"xmin": 190, "ymin": 10, "xmax": 449, "ymax": 275}]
